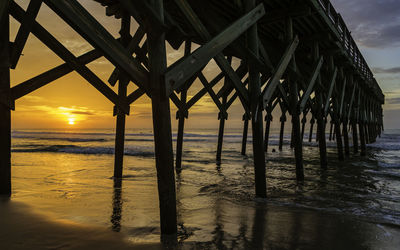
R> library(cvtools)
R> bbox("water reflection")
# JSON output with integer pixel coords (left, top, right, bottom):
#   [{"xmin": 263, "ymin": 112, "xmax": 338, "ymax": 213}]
[{"xmin": 111, "ymin": 178, "xmax": 123, "ymax": 232}]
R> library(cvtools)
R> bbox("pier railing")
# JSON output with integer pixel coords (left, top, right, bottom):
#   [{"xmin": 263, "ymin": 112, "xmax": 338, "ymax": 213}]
[{"xmin": 315, "ymin": 0, "xmax": 384, "ymax": 102}]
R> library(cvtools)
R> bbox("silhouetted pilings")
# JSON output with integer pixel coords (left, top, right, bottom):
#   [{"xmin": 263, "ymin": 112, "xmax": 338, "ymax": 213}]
[
  {"xmin": 0, "ymin": 0, "xmax": 11, "ymax": 196},
  {"xmin": 0, "ymin": 0, "xmax": 385, "ymax": 238}
]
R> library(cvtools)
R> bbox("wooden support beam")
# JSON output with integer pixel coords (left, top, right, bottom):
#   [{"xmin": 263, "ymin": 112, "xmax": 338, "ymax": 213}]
[
  {"xmin": 11, "ymin": 2, "xmax": 130, "ymax": 114},
  {"xmin": 147, "ymin": 0, "xmax": 177, "ymax": 235},
  {"xmin": 313, "ymin": 42, "xmax": 328, "ymax": 169},
  {"xmin": 44, "ymin": 0, "xmax": 150, "ymax": 92},
  {"xmin": 262, "ymin": 36, "xmax": 299, "ymax": 108},
  {"xmin": 246, "ymin": 0, "xmax": 266, "ymax": 198},
  {"xmin": 241, "ymin": 113, "xmax": 250, "ymax": 156},
  {"xmin": 108, "ymin": 26, "xmax": 146, "ymax": 86},
  {"xmin": 0, "ymin": 0, "xmax": 11, "ymax": 196},
  {"xmin": 339, "ymin": 77, "xmax": 347, "ymax": 117},
  {"xmin": 309, "ymin": 117, "xmax": 315, "ymax": 142},
  {"xmin": 279, "ymin": 110, "xmax": 286, "ymax": 151},
  {"xmin": 265, "ymin": 107, "xmax": 273, "ymax": 152},
  {"xmin": 10, "ymin": 0, "xmax": 42, "ymax": 69},
  {"xmin": 324, "ymin": 67, "xmax": 338, "ymax": 116},
  {"xmin": 118, "ymin": 0, "xmax": 167, "ymax": 34},
  {"xmin": 174, "ymin": 0, "xmax": 252, "ymax": 109},
  {"xmin": 186, "ymin": 72, "xmax": 224, "ymax": 109},
  {"xmin": 216, "ymin": 96, "xmax": 227, "ymax": 165},
  {"xmin": 11, "ymin": 49, "xmax": 101, "ymax": 100},
  {"xmin": 175, "ymin": 41, "xmax": 191, "ymax": 172},
  {"xmin": 285, "ymin": 17, "xmax": 304, "ymax": 181},
  {"xmin": 113, "ymin": 12, "xmax": 130, "ymax": 179},
  {"xmin": 299, "ymin": 56, "xmax": 324, "ymax": 113},
  {"xmin": 127, "ymin": 88, "xmax": 145, "ymax": 105},
  {"xmin": 198, "ymin": 73, "xmax": 224, "ymax": 113},
  {"xmin": 165, "ymin": 3, "xmax": 264, "ymax": 96}
]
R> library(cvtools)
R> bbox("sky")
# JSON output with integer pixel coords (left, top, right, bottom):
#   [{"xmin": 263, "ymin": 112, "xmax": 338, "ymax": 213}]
[{"xmin": 9, "ymin": 0, "xmax": 400, "ymax": 130}]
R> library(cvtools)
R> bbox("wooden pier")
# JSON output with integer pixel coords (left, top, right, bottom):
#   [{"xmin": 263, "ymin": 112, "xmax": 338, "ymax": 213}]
[{"xmin": 0, "ymin": 0, "xmax": 384, "ymax": 236}]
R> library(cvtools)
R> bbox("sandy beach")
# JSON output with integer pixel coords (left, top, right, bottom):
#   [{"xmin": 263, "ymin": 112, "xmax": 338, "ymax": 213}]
[
  {"xmin": 1, "ymin": 198, "xmax": 400, "ymax": 249},
  {"xmin": 1, "ymin": 129, "xmax": 399, "ymax": 249}
]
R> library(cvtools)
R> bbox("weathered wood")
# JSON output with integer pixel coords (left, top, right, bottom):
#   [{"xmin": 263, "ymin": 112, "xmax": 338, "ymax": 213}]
[
  {"xmin": 147, "ymin": 0, "xmax": 176, "ymax": 235},
  {"xmin": 216, "ymin": 97, "xmax": 227, "ymax": 165},
  {"xmin": 10, "ymin": 0, "xmax": 42, "ymax": 69},
  {"xmin": 262, "ymin": 36, "xmax": 299, "ymax": 107},
  {"xmin": 264, "ymin": 109, "xmax": 272, "ymax": 152},
  {"xmin": 241, "ymin": 114, "xmax": 249, "ymax": 156},
  {"xmin": 165, "ymin": 3, "xmax": 264, "ymax": 95},
  {"xmin": 324, "ymin": 67, "xmax": 338, "ymax": 116},
  {"xmin": 44, "ymin": 0, "xmax": 150, "ymax": 92},
  {"xmin": 299, "ymin": 56, "xmax": 324, "ymax": 113},
  {"xmin": 309, "ymin": 117, "xmax": 315, "ymax": 142},
  {"xmin": 285, "ymin": 17, "xmax": 304, "ymax": 181},
  {"xmin": 11, "ymin": 2, "xmax": 130, "ymax": 114},
  {"xmin": 174, "ymin": 0, "xmax": 251, "ymax": 107},
  {"xmin": 246, "ymin": 0, "xmax": 266, "ymax": 198},
  {"xmin": 108, "ymin": 26, "xmax": 146, "ymax": 86},
  {"xmin": 113, "ymin": 13, "xmax": 130, "ymax": 179},
  {"xmin": 12, "ymin": 49, "xmax": 101, "ymax": 100},
  {"xmin": 175, "ymin": 41, "xmax": 191, "ymax": 172},
  {"xmin": 279, "ymin": 109, "xmax": 286, "ymax": 151},
  {"xmin": 0, "ymin": 0, "xmax": 11, "ymax": 196},
  {"xmin": 313, "ymin": 42, "xmax": 328, "ymax": 169}
]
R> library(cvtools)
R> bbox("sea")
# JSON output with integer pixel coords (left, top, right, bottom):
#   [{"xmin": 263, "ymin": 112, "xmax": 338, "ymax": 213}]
[{"xmin": 8, "ymin": 127, "xmax": 400, "ymax": 248}]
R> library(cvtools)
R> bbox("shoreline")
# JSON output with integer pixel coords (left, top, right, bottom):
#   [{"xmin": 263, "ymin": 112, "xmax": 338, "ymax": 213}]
[{"xmin": 1, "ymin": 199, "xmax": 399, "ymax": 250}]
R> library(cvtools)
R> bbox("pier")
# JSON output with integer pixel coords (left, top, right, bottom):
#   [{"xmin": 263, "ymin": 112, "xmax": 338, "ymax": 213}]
[{"xmin": 0, "ymin": 0, "xmax": 384, "ymax": 236}]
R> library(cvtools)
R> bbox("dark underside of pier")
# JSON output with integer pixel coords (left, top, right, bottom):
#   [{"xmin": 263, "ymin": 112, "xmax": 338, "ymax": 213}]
[{"xmin": 0, "ymin": 0, "xmax": 384, "ymax": 236}]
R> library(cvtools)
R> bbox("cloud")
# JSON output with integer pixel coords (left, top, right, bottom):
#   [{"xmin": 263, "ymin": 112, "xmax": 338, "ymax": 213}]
[
  {"xmin": 386, "ymin": 97, "xmax": 400, "ymax": 104},
  {"xmin": 71, "ymin": 110, "xmax": 95, "ymax": 116},
  {"xmin": 331, "ymin": 0, "xmax": 400, "ymax": 48},
  {"xmin": 373, "ymin": 67, "xmax": 400, "ymax": 74}
]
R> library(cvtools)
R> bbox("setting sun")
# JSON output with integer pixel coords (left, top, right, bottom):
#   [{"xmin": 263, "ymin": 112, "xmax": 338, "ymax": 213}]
[{"xmin": 68, "ymin": 118, "xmax": 75, "ymax": 125}]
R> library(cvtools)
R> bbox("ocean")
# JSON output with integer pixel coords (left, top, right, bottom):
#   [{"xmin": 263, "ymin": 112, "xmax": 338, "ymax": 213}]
[{"xmin": 6, "ymin": 128, "xmax": 400, "ymax": 248}]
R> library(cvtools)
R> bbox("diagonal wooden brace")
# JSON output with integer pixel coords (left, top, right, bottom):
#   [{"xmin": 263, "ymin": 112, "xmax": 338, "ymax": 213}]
[
  {"xmin": 10, "ymin": 1, "xmax": 130, "ymax": 115},
  {"xmin": 262, "ymin": 36, "xmax": 299, "ymax": 108},
  {"xmin": 44, "ymin": 0, "xmax": 150, "ymax": 93},
  {"xmin": 11, "ymin": 49, "xmax": 101, "ymax": 100},
  {"xmin": 10, "ymin": 0, "xmax": 42, "ymax": 69},
  {"xmin": 324, "ymin": 67, "xmax": 338, "ymax": 116},
  {"xmin": 299, "ymin": 56, "xmax": 324, "ymax": 112},
  {"xmin": 165, "ymin": 2, "xmax": 264, "ymax": 98}
]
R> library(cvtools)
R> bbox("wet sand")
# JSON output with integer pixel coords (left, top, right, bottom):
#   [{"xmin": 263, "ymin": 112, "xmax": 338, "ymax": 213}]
[
  {"xmin": 0, "ymin": 199, "xmax": 162, "ymax": 250},
  {"xmin": 1, "ymin": 198, "xmax": 399, "ymax": 250}
]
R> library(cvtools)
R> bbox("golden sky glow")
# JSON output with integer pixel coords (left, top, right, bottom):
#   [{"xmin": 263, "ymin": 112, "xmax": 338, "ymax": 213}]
[{"xmin": 9, "ymin": 0, "xmax": 399, "ymax": 130}]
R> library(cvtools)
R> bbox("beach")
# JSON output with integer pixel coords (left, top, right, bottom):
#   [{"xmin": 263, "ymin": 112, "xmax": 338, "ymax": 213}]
[{"xmin": 1, "ymin": 128, "xmax": 400, "ymax": 249}]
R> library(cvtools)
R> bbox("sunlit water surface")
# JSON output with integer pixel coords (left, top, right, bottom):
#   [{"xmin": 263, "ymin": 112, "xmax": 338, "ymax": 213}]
[{"xmin": 9, "ymin": 128, "xmax": 400, "ymax": 248}]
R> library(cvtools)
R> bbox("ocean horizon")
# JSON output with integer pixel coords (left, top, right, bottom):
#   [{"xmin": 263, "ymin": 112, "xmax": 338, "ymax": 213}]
[{"xmin": 2, "ymin": 127, "xmax": 399, "ymax": 249}]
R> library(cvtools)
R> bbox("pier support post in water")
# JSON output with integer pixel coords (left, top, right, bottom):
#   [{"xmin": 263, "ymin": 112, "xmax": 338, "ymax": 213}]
[
  {"xmin": 313, "ymin": 42, "xmax": 327, "ymax": 169},
  {"xmin": 342, "ymin": 118, "xmax": 350, "ymax": 157},
  {"xmin": 264, "ymin": 109, "xmax": 272, "ymax": 152},
  {"xmin": 241, "ymin": 113, "xmax": 249, "ymax": 155},
  {"xmin": 309, "ymin": 117, "xmax": 315, "ymax": 142},
  {"xmin": 246, "ymin": 0, "xmax": 266, "ymax": 198},
  {"xmin": 352, "ymin": 118, "xmax": 359, "ymax": 154},
  {"xmin": 175, "ymin": 94, "xmax": 187, "ymax": 171},
  {"xmin": 216, "ymin": 101, "xmax": 227, "ymax": 165},
  {"xmin": 113, "ymin": 13, "xmax": 130, "ymax": 179},
  {"xmin": 359, "ymin": 121, "xmax": 367, "ymax": 156},
  {"xmin": 301, "ymin": 113, "xmax": 307, "ymax": 140},
  {"xmin": 175, "ymin": 41, "xmax": 191, "ymax": 172},
  {"xmin": 279, "ymin": 111, "xmax": 286, "ymax": 151},
  {"xmin": 286, "ymin": 17, "xmax": 304, "ymax": 181},
  {"xmin": 148, "ymin": 0, "xmax": 177, "ymax": 235},
  {"xmin": 0, "ymin": 1, "xmax": 11, "ymax": 196}
]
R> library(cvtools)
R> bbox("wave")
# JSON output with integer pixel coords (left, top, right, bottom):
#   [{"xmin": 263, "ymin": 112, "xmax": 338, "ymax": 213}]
[{"xmin": 12, "ymin": 145, "xmax": 154, "ymax": 157}]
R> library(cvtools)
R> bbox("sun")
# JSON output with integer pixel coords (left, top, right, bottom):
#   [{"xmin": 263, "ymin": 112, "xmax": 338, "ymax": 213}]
[{"xmin": 68, "ymin": 118, "xmax": 75, "ymax": 125}]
